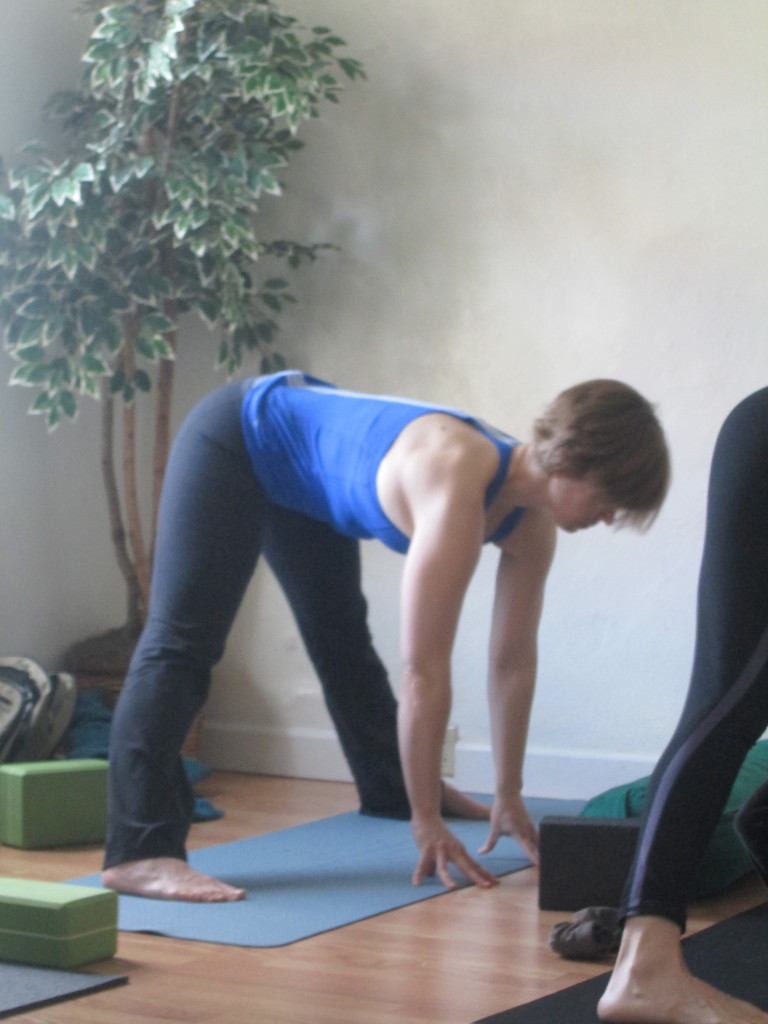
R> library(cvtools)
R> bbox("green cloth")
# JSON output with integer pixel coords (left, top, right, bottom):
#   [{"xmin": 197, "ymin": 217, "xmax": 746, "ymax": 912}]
[{"xmin": 580, "ymin": 739, "xmax": 768, "ymax": 899}]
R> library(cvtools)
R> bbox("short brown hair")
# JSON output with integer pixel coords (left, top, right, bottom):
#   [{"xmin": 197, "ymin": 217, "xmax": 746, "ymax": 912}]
[{"xmin": 533, "ymin": 379, "xmax": 670, "ymax": 530}]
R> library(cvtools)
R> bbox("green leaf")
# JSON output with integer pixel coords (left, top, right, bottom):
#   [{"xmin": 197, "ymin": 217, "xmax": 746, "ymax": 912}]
[
  {"xmin": 79, "ymin": 304, "xmax": 105, "ymax": 339},
  {"xmin": 142, "ymin": 312, "xmax": 174, "ymax": 334},
  {"xmin": 97, "ymin": 320, "xmax": 123, "ymax": 353},
  {"xmin": 198, "ymin": 296, "xmax": 221, "ymax": 326},
  {"xmin": 93, "ymin": 109, "xmax": 117, "ymax": 130},
  {"xmin": 152, "ymin": 337, "xmax": 175, "ymax": 360},
  {"xmin": 75, "ymin": 238, "xmax": 97, "ymax": 269},
  {"xmin": 129, "ymin": 271, "xmax": 171, "ymax": 303},
  {"xmin": 264, "ymin": 350, "xmax": 287, "ymax": 372},
  {"xmin": 60, "ymin": 390, "xmax": 78, "ymax": 419},
  {"xmin": 243, "ymin": 72, "xmax": 264, "ymax": 99},
  {"xmin": 133, "ymin": 156, "xmax": 155, "ymax": 180},
  {"xmin": 15, "ymin": 343, "xmax": 46, "ymax": 364},
  {"xmin": 15, "ymin": 318, "xmax": 48, "ymax": 348},
  {"xmin": 26, "ymin": 183, "xmax": 53, "ymax": 219},
  {"xmin": 187, "ymin": 206, "xmax": 210, "ymax": 231},
  {"xmin": 133, "ymin": 368, "xmax": 151, "ymax": 392},
  {"xmin": 30, "ymin": 391, "xmax": 52, "ymax": 413},
  {"xmin": 46, "ymin": 235, "xmax": 72, "ymax": 270},
  {"xmin": 71, "ymin": 163, "xmax": 96, "ymax": 183},
  {"xmin": 51, "ymin": 176, "xmax": 81, "ymax": 207},
  {"xmin": 9, "ymin": 364, "xmax": 39, "ymax": 386},
  {"xmin": 106, "ymin": 24, "xmax": 137, "ymax": 47},
  {"xmin": 136, "ymin": 335, "xmax": 155, "ymax": 360},
  {"xmin": 100, "ymin": 5, "xmax": 135, "ymax": 24},
  {"xmin": 0, "ymin": 194, "xmax": 15, "ymax": 220},
  {"xmin": 256, "ymin": 320, "xmax": 274, "ymax": 343},
  {"xmin": 165, "ymin": 174, "xmax": 186, "ymax": 201},
  {"xmin": 82, "ymin": 375, "xmax": 100, "ymax": 397},
  {"xmin": 61, "ymin": 245, "xmax": 80, "ymax": 280},
  {"xmin": 187, "ymin": 235, "xmax": 209, "ymax": 259},
  {"xmin": 144, "ymin": 41, "xmax": 174, "ymax": 89},
  {"xmin": 84, "ymin": 40, "xmax": 119, "ymax": 63},
  {"xmin": 173, "ymin": 211, "xmax": 194, "ymax": 239},
  {"xmin": 48, "ymin": 357, "xmax": 72, "ymax": 388},
  {"xmin": 82, "ymin": 353, "xmax": 108, "ymax": 374},
  {"xmin": 259, "ymin": 171, "xmax": 281, "ymax": 196},
  {"xmin": 109, "ymin": 165, "xmax": 134, "ymax": 192},
  {"xmin": 222, "ymin": 218, "xmax": 241, "ymax": 245},
  {"xmin": 339, "ymin": 58, "xmax": 366, "ymax": 81},
  {"xmin": 18, "ymin": 295, "xmax": 57, "ymax": 319},
  {"xmin": 166, "ymin": 0, "xmax": 196, "ymax": 15}
]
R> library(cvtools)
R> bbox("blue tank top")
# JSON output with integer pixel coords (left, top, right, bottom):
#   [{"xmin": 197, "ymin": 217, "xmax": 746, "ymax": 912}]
[{"xmin": 240, "ymin": 371, "xmax": 525, "ymax": 554}]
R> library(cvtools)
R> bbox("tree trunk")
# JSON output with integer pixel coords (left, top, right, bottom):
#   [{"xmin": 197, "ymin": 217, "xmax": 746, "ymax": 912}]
[
  {"xmin": 120, "ymin": 318, "xmax": 152, "ymax": 613},
  {"xmin": 100, "ymin": 379, "xmax": 144, "ymax": 633},
  {"xmin": 152, "ymin": 318, "xmax": 177, "ymax": 544}
]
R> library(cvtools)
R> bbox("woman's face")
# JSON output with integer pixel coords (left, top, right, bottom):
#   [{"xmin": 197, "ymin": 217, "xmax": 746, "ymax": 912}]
[{"xmin": 546, "ymin": 474, "xmax": 617, "ymax": 532}]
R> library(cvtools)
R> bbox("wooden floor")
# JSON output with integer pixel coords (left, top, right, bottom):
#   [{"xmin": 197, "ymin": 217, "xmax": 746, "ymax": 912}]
[{"xmin": 3, "ymin": 772, "xmax": 766, "ymax": 1024}]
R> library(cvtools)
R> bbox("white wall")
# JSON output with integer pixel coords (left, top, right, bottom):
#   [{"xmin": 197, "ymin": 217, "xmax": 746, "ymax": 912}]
[{"xmin": 3, "ymin": 2, "xmax": 767, "ymax": 798}]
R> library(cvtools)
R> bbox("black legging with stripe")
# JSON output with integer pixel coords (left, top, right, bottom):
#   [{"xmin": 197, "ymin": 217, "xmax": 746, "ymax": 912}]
[{"xmin": 622, "ymin": 387, "xmax": 768, "ymax": 930}]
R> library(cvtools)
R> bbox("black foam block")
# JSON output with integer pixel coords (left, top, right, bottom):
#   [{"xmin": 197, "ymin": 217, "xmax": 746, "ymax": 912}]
[{"xmin": 538, "ymin": 816, "xmax": 641, "ymax": 911}]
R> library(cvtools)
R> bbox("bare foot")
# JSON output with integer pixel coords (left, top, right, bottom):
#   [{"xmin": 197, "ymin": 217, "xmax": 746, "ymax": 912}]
[
  {"xmin": 599, "ymin": 971, "xmax": 768, "ymax": 1023},
  {"xmin": 440, "ymin": 782, "xmax": 491, "ymax": 820},
  {"xmin": 102, "ymin": 857, "xmax": 246, "ymax": 902},
  {"xmin": 598, "ymin": 915, "xmax": 768, "ymax": 1024}
]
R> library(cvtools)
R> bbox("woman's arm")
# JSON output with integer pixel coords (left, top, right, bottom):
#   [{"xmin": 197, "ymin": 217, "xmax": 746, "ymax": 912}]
[
  {"xmin": 394, "ymin": 437, "xmax": 500, "ymax": 888},
  {"xmin": 480, "ymin": 509, "xmax": 556, "ymax": 860}
]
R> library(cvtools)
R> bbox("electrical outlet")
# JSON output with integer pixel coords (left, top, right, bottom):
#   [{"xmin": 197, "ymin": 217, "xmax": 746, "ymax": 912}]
[{"xmin": 441, "ymin": 725, "xmax": 459, "ymax": 777}]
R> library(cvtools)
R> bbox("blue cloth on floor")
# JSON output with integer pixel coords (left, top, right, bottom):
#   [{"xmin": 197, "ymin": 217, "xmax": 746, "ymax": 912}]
[{"xmin": 63, "ymin": 689, "xmax": 222, "ymax": 822}]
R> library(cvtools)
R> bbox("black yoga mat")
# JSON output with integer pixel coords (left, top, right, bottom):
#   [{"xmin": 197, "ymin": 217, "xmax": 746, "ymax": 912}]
[
  {"xmin": 0, "ymin": 961, "xmax": 127, "ymax": 1018},
  {"xmin": 474, "ymin": 899, "xmax": 768, "ymax": 1023}
]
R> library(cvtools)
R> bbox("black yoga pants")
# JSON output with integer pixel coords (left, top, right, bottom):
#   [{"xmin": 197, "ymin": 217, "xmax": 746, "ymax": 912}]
[{"xmin": 104, "ymin": 381, "xmax": 408, "ymax": 869}]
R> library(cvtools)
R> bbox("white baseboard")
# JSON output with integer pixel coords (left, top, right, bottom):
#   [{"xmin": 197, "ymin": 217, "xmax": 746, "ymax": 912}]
[
  {"xmin": 200, "ymin": 721, "xmax": 353, "ymax": 783},
  {"xmin": 200, "ymin": 721, "xmax": 658, "ymax": 801},
  {"xmin": 453, "ymin": 742, "xmax": 658, "ymax": 799}
]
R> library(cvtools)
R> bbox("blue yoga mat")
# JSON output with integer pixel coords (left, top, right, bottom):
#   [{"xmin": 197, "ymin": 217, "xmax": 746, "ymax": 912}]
[{"xmin": 70, "ymin": 796, "xmax": 583, "ymax": 947}]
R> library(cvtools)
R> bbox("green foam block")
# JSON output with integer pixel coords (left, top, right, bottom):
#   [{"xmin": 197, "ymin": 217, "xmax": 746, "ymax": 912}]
[
  {"xmin": 0, "ymin": 877, "xmax": 117, "ymax": 968},
  {"xmin": 0, "ymin": 759, "xmax": 107, "ymax": 849}
]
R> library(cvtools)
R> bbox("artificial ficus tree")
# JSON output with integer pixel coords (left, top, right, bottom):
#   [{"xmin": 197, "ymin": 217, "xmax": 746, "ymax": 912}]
[{"xmin": 0, "ymin": 0, "xmax": 364, "ymax": 638}]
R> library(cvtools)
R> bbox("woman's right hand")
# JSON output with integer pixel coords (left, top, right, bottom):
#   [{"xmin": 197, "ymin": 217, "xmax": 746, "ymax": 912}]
[
  {"xmin": 411, "ymin": 816, "xmax": 499, "ymax": 889},
  {"xmin": 479, "ymin": 792, "xmax": 540, "ymax": 865}
]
